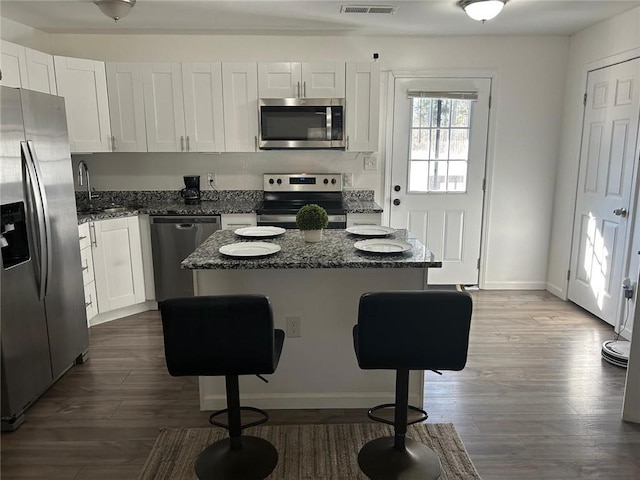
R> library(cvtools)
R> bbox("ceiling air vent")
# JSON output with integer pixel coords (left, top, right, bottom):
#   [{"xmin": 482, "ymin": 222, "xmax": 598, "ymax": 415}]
[{"xmin": 340, "ymin": 5, "xmax": 398, "ymax": 14}]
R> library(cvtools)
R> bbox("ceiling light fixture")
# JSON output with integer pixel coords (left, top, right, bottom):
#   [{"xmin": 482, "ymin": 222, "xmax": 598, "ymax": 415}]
[
  {"xmin": 457, "ymin": 0, "xmax": 507, "ymax": 23},
  {"xmin": 94, "ymin": 0, "xmax": 136, "ymax": 22}
]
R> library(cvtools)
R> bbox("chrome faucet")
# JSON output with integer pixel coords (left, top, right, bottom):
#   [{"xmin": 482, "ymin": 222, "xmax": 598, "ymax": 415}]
[{"xmin": 77, "ymin": 160, "xmax": 98, "ymax": 208}]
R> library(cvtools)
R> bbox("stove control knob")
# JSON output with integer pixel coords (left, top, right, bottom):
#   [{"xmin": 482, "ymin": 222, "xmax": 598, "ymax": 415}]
[
  {"xmin": 331, "ymin": 178, "xmax": 337, "ymax": 185},
  {"xmin": 324, "ymin": 178, "xmax": 329, "ymax": 185},
  {"xmin": 268, "ymin": 179, "xmax": 274, "ymax": 184},
  {"xmin": 277, "ymin": 178, "xmax": 282, "ymax": 185}
]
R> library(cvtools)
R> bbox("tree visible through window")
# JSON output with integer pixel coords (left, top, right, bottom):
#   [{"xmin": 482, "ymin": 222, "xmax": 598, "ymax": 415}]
[{"xmin": 408, "ymin": 96, "xmax": 472, "ymax": 192}]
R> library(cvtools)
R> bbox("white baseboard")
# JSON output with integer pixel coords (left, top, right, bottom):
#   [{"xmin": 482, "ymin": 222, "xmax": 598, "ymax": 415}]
[
  {"xmin": 481, "ymin": 281, "xmax": 547, "ymax": 290},
  {"xmin": 200, "ymin": 392, "xmax": 422, "ymax": 410},
  {"xmin": 545, "ymin": 282, "xmax": 566, "ymax": 299},
  {"xmin": 89, "ymin": 301, "xmax": 156, "ymax": 327}
]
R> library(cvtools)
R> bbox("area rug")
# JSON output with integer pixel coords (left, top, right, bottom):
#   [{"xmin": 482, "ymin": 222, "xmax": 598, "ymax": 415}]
[{"xmin": 138, "ymin": 423, "xmax": 481, "ymax": 479}]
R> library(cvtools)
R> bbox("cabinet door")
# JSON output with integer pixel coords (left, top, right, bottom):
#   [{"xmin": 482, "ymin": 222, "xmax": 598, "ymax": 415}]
[
  {"xmin": 345, "ymin": 62, "xmax": 380, "ymax": 152},
  {"xmin": 106, "ymin": 62, "xmax": 147, "ymax": 152},
  {"xmin": 221, "ymin": 213, "xmax": 257, "ymax": 230},
  {"xmin": 25, "ymin": 48, "xmax": 57, "ymax": 94},
  {"xmin": 91, "ymin": 217, "xmax": 145, "ymax": 313},
  {"xmin": 182, "ymin": 63, "xmax": 225, "ymax": 152},
  {"xmin": 54, "ymin": 56, "xmax": 111, "ymax": 153},
  {"xmin": 0, "ymin": 40, "xmax": 29, "ymax": 88},
  {"xmin": 143, "ymin": 63, "xmax": 186, "ymax": 152},
  {"xmin": 346, "ymin": 213, "xmax": 382, "ymax": 228},
  {"xmin": 258, "ymin": 62, "xmax": 301, "ymax": 98},
  {"xmin": 222, "ymin": 63, "xmax": 259, "ymax": 152},
  {"xmin": 302, "ymin": 62, "xmax": 345, "ymax": 98}
]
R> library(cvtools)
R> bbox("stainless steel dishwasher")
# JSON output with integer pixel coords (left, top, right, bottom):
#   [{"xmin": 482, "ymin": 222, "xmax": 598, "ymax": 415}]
[{"xmin": 150, "ymin": 216, "xmax": 221, "ymax": 302}]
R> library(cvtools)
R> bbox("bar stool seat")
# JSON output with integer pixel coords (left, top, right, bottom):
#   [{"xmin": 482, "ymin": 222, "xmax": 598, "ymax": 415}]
[
  {"xmin": 160, "ymin": 295, "xmax": 285, "ymax": 480},
  {"xmin": 353, "ymin": 290, "xmax": 472, "ymax": 480}
]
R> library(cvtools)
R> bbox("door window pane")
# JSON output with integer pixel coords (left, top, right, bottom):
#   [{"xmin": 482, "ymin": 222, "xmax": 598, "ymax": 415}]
[{"xmin": 408, "ymin": 97, "xmax": 472, "ymax": 193}]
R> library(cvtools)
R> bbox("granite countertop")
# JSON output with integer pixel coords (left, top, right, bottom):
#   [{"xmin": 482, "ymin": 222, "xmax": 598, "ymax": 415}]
[{"xmin": 182, "ymin": 228, "xmax": 440, "ymax": 270}]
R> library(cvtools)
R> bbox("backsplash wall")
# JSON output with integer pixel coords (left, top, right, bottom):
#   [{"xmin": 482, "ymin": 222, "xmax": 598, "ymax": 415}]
[{"xmin": 73, "ymin": 150, "xmax": 384, "ymax": 201}]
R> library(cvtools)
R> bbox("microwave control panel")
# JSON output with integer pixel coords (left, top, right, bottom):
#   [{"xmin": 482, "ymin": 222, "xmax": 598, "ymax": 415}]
[{"xmin": 263, "ymin": 173, "xmax": 343, "ymax": 192}]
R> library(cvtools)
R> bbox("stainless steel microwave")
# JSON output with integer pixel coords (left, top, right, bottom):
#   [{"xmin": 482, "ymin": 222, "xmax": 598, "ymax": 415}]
[{"xmin": 258, "ymin": 98, "xmax": 346, "ymax": 150}]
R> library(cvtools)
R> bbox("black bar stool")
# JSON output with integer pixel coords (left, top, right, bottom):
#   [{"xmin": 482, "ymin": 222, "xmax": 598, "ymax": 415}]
[
  {"xmin": 160, "ymin": 295, "xmax": 285, "ymax": 480},
  {"xmin": 353, "ymin": 290, "xmax": 472, "ymax": 480}
]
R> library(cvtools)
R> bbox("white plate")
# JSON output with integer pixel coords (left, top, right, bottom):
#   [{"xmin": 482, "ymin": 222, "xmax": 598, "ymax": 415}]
[
  {"xmin": 234, "ymin": 226, "xmax": 286, "ymax": 238},
  {"xmin": 219, "ymin": 242, "xmax": 281, "ymax": 257},
  {"xmin": 346, "ymin": 225, "xmax": 396, "ymax": 237},
  {"xmin": 354, "ymin": 239, "xmax": 412, "ymax": 254}
]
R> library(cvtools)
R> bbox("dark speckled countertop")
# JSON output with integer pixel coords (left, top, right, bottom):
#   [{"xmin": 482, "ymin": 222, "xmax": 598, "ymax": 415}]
[{"xmin": 182, "ymin": 229, "xmax": 439, "ymax": 270}]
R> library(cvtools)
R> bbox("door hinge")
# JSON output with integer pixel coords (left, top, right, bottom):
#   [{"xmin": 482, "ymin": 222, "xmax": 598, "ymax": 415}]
[
  {"xmin": 488, "ymin": 95, "xmax": 492, "ymax": 109},
  {"xmin": 567, "ymin": 269, "xmax": 571, "ymax": 281},
  {"xmin": 477, "ymin": 258, "xmax": 481, "ymax": 269},
  {"xmin": 482, "ymin": 178, "xmax": 486, "ymax": 191},
  {"xmin": 583, "ymin": 93, "xmax": 587, "ymax": 106}
]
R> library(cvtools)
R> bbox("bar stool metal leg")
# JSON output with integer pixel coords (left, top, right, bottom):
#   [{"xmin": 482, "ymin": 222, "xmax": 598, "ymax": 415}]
[
  {"xmin": 357, "ymin": 369, "xmax": 442, "ymax": 480},
  {"xmin": 195, "ymin": 375, "xmax": 278, "ymax": 480}
]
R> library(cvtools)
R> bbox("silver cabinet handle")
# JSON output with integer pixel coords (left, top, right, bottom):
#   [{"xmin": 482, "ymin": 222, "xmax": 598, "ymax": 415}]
[
  {"xmin": 111, "ymin": 135, "xmax": 116, "ymax": 151},
  {"xmin": 346, "ymin": 135, "xmax": 350, "ymax": 149},
  {"xmin": 90, "ymin": 223, "xmax": 97, "ymax": 248},
  {"xmin": 254, "ymin": 136, "xmax": 258, "ymax": 151},
  {"xmin": 303, "ymin": 81, "xmax": 306, "ymax": 97},
  {"xmin": 297, "ymin": 81, "xmax": 301, "ymax": 98},
  {"xmin": 186, "ymin": 136, "xmax": 190, "ymax": 151},
  {"xmin": 180, "ymin": 136, "xmax": 185, "ymax": 151},
  {"xmin": 79, "ymin": 235, "xmax": 87, "ymax": 241},
  {"xmin": 613, "ymin": 208, "xmax": 628, "ymax": 218}
]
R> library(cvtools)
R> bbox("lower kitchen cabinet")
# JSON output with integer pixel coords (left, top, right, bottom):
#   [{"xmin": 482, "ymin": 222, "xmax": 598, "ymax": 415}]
[
  {"xmin": 90, "ymin": 217, "xmax": 145, "ymax": 313},
  {"xmin": 221, "ymin": 213, "xmax": 257, "ymax": 230},
  {"xmin": 78, "ymin": 223, "xmax": 97, "ymax": 325},
  {"xmin": 346, "ymin": 213, "xmax": 382, "ymax": 227}
]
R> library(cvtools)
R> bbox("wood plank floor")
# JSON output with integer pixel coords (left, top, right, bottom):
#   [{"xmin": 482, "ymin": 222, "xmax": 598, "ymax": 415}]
[{"xmin": 2, "ymin": 290, "xmax": 639, "ymax": 479}]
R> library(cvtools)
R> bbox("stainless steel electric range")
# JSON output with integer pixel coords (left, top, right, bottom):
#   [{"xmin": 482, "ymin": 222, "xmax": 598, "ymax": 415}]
[{"xmin": 255, "ymin": 173, "xmax": 347, "ymax": 229}]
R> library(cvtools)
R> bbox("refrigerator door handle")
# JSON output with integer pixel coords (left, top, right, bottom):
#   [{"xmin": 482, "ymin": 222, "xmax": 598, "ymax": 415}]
[{"xmin": 21, "ymin": 141, "xmax": 52, "ymax": 299}]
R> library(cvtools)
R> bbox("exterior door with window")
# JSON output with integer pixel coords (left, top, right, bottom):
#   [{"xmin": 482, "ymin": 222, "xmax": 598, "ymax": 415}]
[
  {"xmin": 389, "ymin": 77, "xmax": 491, "ymax": 285},
  {"xmin": 568, "ymin": 57, "xmax": 640, "ymax": 326}
]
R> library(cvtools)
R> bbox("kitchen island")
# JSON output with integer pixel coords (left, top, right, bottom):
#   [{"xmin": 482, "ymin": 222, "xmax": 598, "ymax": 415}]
[{"xmin": 183, "ymin": 229, "xmax": 440, "ymax": 410}]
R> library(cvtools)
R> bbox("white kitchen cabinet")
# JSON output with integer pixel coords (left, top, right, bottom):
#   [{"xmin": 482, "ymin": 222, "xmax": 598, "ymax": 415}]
[
  {"xmin": 142, "ymin": 62, "xmax": 225, "ymax": 152},
  {"xmin": 221, "ymin": 213, "xmax": 257, "ymax": 230},
  {"xmin": 182, "ymin": 63, "xmax": 225, "ymax": 152},
  {"xmin": 25, "ymin": 48, "xmax": 57, "ymax": 94},
  {"xmin": 222, "ymin": 62, "xmax": 259, "ymax": 152},
  {"xmin": 78, "ymin": 223, "xmax": 97, "ymax": 325},
  {"xmin": 346, "ymin": 212, "xmax": 382, "ymax": 228},
  {"xmin": 142, "ymin": 63, "xmax": 185, "ymax": 152},
  {"xmin": 258, "ymin": 62, "xmax": 345, "ymax": 98},
  {"xmin": 54, "ymin": 56, "xmax": 111, "ymax": 153},
  {"xmin": 0, "ymin": 40, "xmax": 29, "ymax": 89},
  {"xmin": 90, "ymin": 217, "xmax": 145, "ymax": 313},
  {"xmin": 106, "ymin": 62, "xmax": 147, "ymax": 152},
  {"xmin": 345, "ymin": 62, "xmax": 380, "ymax": 152}
]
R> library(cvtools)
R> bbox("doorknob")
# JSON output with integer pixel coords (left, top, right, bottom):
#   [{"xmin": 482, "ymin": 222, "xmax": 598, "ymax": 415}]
[
  {"xmin": 393, "ymin": 199, "xmax": 401, "ymax": 206},
  {"xmin": 394, "ymin": 185, "xmax": 401, "ymax": 192},
  {"xmin": 613, "ymin": 208, "xmax": 628, "ymax": 218}
]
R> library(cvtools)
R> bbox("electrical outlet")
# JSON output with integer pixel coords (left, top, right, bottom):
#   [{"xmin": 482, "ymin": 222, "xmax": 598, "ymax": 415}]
[
  {"xmin": 343, "ymin": 173, "xmax": 353, "ymax": 188},
  {"xmin": 207, "ymin": 172, "xmax": 217, "ymax": 189},
  {"xmin": 286, "ymin": 316, "xmax": 301, "ymax": 338},
  {"xmin": 364, "ymin": 154, "xmax": 378, "ymax": 171}
]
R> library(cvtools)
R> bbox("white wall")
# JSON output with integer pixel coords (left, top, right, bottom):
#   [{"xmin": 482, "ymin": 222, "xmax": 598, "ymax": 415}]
[
  {"xmin": 547, "ymin": 6, "xmax": 640, "ymax": 306},
  {"xmin": 51, "ymin": 33, "xmax": 569, "ymax": 290}
]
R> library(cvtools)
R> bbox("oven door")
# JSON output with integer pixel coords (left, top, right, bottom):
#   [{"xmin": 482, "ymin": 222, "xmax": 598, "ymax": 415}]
[{"xmin": 257, "ymin": 214, "xmax": 346, "ymax": 229}]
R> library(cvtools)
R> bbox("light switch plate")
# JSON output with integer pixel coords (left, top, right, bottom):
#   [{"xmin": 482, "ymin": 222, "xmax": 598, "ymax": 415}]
[
  {"xmin": 343, "ymin": 173, "xmax": 353, "ymax": 188},
  {"xmin": 364, "ymin": 154, "xmax": 378, "ymax": 171}
]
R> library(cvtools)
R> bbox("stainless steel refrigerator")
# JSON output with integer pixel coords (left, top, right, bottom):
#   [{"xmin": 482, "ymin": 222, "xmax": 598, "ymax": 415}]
[{"xmin": 1, "ymin": 87, "xmax": 89, "ymax": 431}]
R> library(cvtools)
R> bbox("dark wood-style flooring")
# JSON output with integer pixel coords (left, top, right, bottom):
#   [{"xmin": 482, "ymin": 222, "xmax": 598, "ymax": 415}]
[{"xmin": 2, "ymin": 290, "xmax": 639, "ymax": 479}]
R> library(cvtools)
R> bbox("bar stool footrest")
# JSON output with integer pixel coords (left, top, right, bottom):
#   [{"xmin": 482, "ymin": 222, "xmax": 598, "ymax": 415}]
[
  {"xmin": 367, "ymin": 403, "xmax": 429, "ymax": 426},
  {"xmin": 209, "ymin": 406, "xmax": 269, "ymax": 431}
]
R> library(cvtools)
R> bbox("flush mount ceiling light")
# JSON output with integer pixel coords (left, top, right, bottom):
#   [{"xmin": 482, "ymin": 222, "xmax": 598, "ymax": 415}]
[
  {"xmin": 94, "ymin": 0, "xmax": 136, "ymax": 22},
  {"xmin": 457, "ymin": 0, "xmax": 507, "ymax": 23}
]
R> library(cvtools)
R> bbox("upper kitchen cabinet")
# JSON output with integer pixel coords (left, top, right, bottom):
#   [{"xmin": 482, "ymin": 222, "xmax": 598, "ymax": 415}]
[
  {"xmin": 106, "ymin": 62, "xmax": 147, "ymax": 152},
  {"xmin": 25, "ymin": 48, "xmax": 57, "ymax": 94},
  {"xmin": 345, "ymin": 62, "xmax": 380, "ymax": 152},
  {"xmin": 142, "ymin": 62, "xmax": 225, "ymax": 152},
  {"xmin": 222, "ymin": 62, "xmax": 259, "ymax": 152},
  {"xmin": 258, "ymin": 62, "xmax": 345, "ymax": 98},
  {"xmin": 0, "ymin": 40, "xmax": 29, "ymax": 89},
  {"xmin": 54, "ymin": 56, "xmax": 112, "ymax": 153}
]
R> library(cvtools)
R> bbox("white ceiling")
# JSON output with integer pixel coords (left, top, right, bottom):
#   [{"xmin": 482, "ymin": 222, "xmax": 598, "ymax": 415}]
[{"xmin": 1, "ymin": 0, "xmax": 638, "ymax": 36}]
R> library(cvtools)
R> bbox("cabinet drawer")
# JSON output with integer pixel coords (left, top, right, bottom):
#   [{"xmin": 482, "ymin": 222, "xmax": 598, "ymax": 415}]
[
  {"xmin": 80, "ymin": 246, "xmax": 94, "ymax": 286},
  {"xmin": 78, "ymin": 223, "xmax": 91, "ymax": 249},
  {"xmin": 83, "ymin": 281, "xmax": 98, "ymax": 325}
]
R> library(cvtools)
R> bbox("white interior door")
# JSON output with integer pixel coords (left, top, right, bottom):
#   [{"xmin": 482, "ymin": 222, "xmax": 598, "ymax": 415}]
[
  {"xmin": 389, "ymin": 77, "xmax": 491, "ymax": 285},
  {"xmin": 568, "ymin": 57, "xmax": 640, "ymax": 326}
]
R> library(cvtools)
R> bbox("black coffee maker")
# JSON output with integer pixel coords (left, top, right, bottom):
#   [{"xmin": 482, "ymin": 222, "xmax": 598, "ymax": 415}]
[{"xmin": 181, "ymin": 175, "xmax": 201, "ymax": 205}]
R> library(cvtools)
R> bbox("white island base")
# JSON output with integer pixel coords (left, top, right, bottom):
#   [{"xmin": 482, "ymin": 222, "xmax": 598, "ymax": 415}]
[{"xmin": 194, "ymin": 268, "xmax": 428, "ymax": 411}]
